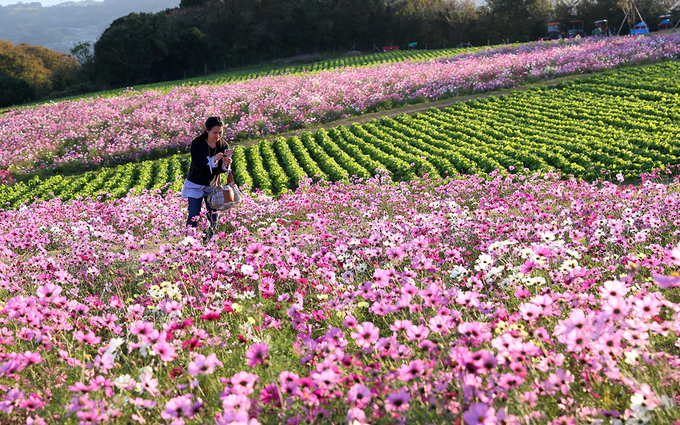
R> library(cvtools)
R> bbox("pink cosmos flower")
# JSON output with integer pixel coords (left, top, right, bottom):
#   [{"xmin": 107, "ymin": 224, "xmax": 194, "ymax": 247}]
[
  {"xmin": 405, "ymin": 325, "xmax": 430, "ymax": 342},
  {"xmin": 384, "ymin": 389, "xmax": 410, "ymax": 412},
  {"xmin": 343, "ymin": 314, "xmax": 358, "ymax": 329},
  {"xmin": 670, "ymin": 243, "xmax": 680, "ymax": 266},
  {"xmin": 139, "ymin": 373, "xmax": 160, "ymax": 396},
  {"xmin": 153, "ymin": 341, "xmax": 177, "ymax": 363},
  {"xmin": 0, "ymin": 388, "xmax": 24, "ymax": 414},
  {"xmin": 246, "ymin": 243, "xmax": 267, "ymax": 256},
  {"xmin": 21, "ymin": 351, "xmax": 42, "ymax": 366},
  {"xmin": 463, "ymin": 402, "xmax": 497, "ymax": 424},
  {"xmin": 278, "ymin": 371, "xmax": 299, "ymax": 395},
  {"xmin": 397, "ymin": 359, "xmax": 425, "ymax": 381},
  {"xmin": 129, "ymin": 397, "xmax": 156, "ymax": 408},
  {"xmin": 372, "ymin": 268, "xmax": 391, "ymax": 286},
  {"xmin": 74, "ymin": 330, "xmax": 101, "ymax": 345},
  {"xmin": 188, "ymin": 353, "xmax": 223, "ymax": 376},
  {"xmin": 390, "ymin": 319, "xmax": 413, "ymax": 333},
  {"xmin": 69, "ymin": 381, "xmax": 98, "ymax": 393},
  {"xmin": 19, "ymin": 394, "xmax": 44, "ymax": 411},
  {"xmin": 602, "ymin": 297, "xmax": 629, "ymax": 320},
  {"xmin": 139, "ymin": 252, "xmax": 156, "ymax": 263},
  {"xmin": 652, "ymin": 273, "xmax": 680, "ymax": 289},
  {"xmin": 216, "ymin": 411, "xmax": 259, "ymax": 425},
  {"xmin": 230, "ymin": 371, "xmax": 259, "ymax": 396},
  {"xmin": 36, "ymin": 283, "xmax": 62, "ymax": 300},
  {"xmin": 564, "ymin": 329, "xmax": 589, "ymax": 353},
  {"xmin": 346, "ymin": 407, "xmax": 367, "ymax": 424},
  {"xmin": 599, "ymin": 280, "xmax": 630, "ymax": 298},
  {"xmin": 519, "ymin": 303, "xmax": 543, "ymax": 322},
  {"xmin": 633, "ymin": 295, "xmax": 661, "ymax": 320},
  {"xmin": 457, "ymin": 322, "xmax": 491, "ymax": 342},
  {"xmin": 245, "ymin": 342, "xmax": 268, "ymax": 368},
  {"xmin": 221, "ymin": 393, "xmax": 251, "ymax": 412},
  {"xmin": 350, "ymin": 322, "xmax": 380, "ymax": 348},
  {"xmin": 428, "ymin": 315, "xmax": 452, "ymax": 333},
  {"xmin": 161, "ymin": 395, "xmax": 193, "ymax": 420},
  {"xmin": 311, "ymin": 368, "xmax": 339, "ymax": 390},
  {"xmin": 520, "ymin": 258, "xmax": 537, "ymax": 274},
  {"xmin": 547, "ymin": 368, "xmax": 574, "ymax": 396},
  {"xmin": 130, "ymin": 321, "xmax": 156, "ymax": 338},
  {"xmin": 346, "ymin": 384, "xmax": 371, "ymax": 408}
]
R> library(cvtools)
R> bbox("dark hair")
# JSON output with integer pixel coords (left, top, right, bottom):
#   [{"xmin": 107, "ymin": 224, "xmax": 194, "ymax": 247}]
[
  {"xmin": 202, "ymin": 116, "xmax": 225, "ymax": 145},
  {"xmin": 205, "ymin": 116, "xmax": 224, "ymax": 131}
]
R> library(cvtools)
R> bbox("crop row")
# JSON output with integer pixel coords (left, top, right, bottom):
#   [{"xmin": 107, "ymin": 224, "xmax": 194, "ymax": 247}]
[{"xmin": 0, "ymin": 155, "xmax": 190, "ymax": 209}]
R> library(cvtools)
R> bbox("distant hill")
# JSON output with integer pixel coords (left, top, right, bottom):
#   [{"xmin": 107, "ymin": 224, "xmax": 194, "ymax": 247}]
[{"xmin": 0, "ymin": 0, "xmax": 180, "ymax": 53}]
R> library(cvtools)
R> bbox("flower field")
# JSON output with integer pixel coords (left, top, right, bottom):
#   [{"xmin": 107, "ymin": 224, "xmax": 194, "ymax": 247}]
[
  {"xmin": 11, "ymin": 47, "xmax": 481, "ymax": 110},
  {"xmin": 155, "ymin": 47, "xmax": 484, "ymax": 91},
  {"xmin": 2, "ymin": 59, "xmax": 680, "ymax": 207},
  {"xmin": 1, "ymin": 170, "xmax": 680, "ymax": 424},
  {"xmin": 0, "ymin": 34, "xmax": 679, "ymax": 176},
  {"xmin": 2, "ymin": 33, "xmax": 680, "ymax": 425}
]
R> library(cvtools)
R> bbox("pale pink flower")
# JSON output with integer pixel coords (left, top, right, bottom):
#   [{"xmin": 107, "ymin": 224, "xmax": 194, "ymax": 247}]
[
  {"xmin": 350, "ymin": 322, "xmax": 380, "ymax": 348},
  {"xmin": 188, "ymin": 353, "xmax": 222, "ymax": 376}
]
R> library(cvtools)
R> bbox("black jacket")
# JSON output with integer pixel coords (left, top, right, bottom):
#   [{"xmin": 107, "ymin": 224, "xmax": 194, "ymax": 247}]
[{"xmin": 186, "ymin": 133, "xmax": 229, "ymax": 186}]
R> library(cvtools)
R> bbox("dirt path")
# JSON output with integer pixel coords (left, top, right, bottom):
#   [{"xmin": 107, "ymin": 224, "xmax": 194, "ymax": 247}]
[{"xmin": 238, "ymin": 73, "xmax": 593, "ymax": 148}]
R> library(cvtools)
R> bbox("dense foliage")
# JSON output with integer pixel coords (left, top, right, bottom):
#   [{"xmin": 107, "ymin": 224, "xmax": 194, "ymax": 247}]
[{"xmin": 0, "ymin": 40, "xmax": 79, "ymax": 107}]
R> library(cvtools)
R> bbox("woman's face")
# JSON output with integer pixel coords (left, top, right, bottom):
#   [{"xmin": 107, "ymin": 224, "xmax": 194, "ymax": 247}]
[{"xmin": 207, "ymin": 125, "xmax": 224, "ymax": 145}]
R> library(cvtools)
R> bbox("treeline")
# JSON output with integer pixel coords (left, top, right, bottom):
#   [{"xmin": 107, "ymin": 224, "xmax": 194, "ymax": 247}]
[
  {"xmin": 0, "ymin": 40, "xmax": 80, "ymax": 107},
  {"xmin": 1, "ymin": 0, "xmax": 678, "ymax": 106}
]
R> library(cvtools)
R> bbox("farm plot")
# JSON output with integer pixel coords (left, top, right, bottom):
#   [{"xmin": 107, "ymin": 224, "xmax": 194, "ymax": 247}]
[
  {"xmin": 2, "ymin": 61, "xmax": 680, "ymax": 206},
  {"xmin": 1, "ymin": 33, "xmax": 678, "ymax": 176}
]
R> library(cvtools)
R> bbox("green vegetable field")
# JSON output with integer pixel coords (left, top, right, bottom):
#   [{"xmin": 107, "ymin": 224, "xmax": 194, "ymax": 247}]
[{"xmin": 2, "ymin": 60, "xmax": 679, "ymax": 208}]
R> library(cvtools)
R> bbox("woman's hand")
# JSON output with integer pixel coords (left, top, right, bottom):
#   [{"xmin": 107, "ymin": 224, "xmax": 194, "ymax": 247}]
[
  {"xmin": 214, "ymin": 152, "xmax": 224, "ymax": 162},
  {"xmin": 223, "ymin": 158, "xmax": 233, "ymax": 167}
]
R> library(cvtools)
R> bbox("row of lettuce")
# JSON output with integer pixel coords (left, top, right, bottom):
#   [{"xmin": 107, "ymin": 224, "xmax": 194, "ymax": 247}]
[
  {"xmin": 0, "ymin": 156, "xmax": 189, "ymax": 209},
  {"xmin": 1, "ymin": 62, "xmax": 679, "ymax": 206}
]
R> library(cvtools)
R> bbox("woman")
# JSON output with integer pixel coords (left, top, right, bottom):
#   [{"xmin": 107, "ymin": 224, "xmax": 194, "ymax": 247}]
[{"xmin": 181, "ymin": 116, "xmax": 233, "ymax": 238}]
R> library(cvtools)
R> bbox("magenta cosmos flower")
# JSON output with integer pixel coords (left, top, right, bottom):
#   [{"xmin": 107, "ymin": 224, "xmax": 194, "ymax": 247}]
[
  {"xmin": 245, "ymin": 342, "xmax": 268, "ymax": 367},
  {"xmin": 385, "ymin": 389, "xmax": 410, "ymax": 412}
]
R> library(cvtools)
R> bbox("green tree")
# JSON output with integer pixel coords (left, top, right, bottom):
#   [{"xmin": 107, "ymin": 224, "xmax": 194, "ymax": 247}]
[
  {"xmin": 0, "ymin": 75, "xmax": 36, "ymax": 107},
  {"xmin": 94, "ymin": 12, "xmax": 170, "ymax": 86},
  {"xmin": 180, "ymin": 0, "xmax": 213, "ymax": 8}
]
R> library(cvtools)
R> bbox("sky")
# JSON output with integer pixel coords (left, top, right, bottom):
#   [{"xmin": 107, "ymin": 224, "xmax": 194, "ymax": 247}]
[
  {"xmin": 2, "ymin": 1, "xmax": 69, "ymax": 4},
  {"xmin": 0, "ymin": 0, "xmax": 93, "ymax": 5}
]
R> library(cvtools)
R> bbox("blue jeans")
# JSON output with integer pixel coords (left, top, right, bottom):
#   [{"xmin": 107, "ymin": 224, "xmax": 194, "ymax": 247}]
[{"xmin": 186, "ymin": 197, "xmax": 219, "ymax": 236}]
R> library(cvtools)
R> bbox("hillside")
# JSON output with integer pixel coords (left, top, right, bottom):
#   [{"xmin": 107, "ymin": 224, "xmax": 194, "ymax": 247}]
[{"xmin": 0, "ymin": 0, "xmax": 179, "ymax": 53}]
